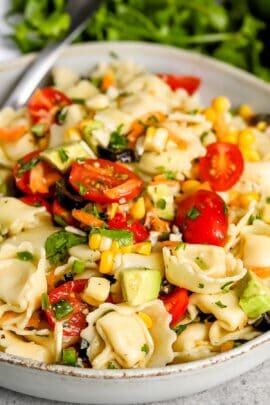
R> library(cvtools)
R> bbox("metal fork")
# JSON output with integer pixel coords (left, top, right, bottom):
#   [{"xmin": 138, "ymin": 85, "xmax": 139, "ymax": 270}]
[{"xmin": 2, "ymin": 0, "xmax": 100, "ymax": 109}]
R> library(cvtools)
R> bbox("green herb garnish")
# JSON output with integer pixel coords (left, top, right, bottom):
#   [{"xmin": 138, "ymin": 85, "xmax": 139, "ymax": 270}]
[
  {"xmin": 16, "ymin": 251, "xmax": 34, "ymax": 261},
  {"xmin": 56, "ymin": 108, "xmax": 67, "ymax": 125},
  {"xmin": 17, "ymin": 156, "xmax": 40, "ymax": 177},
  {"xmin": 41, "ymin": 293, "xmax": 49, "ymax": 310},
  {"xmin": 266, "ymin": 197, "xmax": 270, "ymax": 204},
  {"xmin": 108, "ymin": 124, "xmax": 127, "ymax": 150},
  {"xmin": 198, "ymin": 283, "xmax": 205, "ymax": 289},
  {"xmin": 195, "ymin": 257, "xmax": 208, "ymax": 270},
  {"xmin": 221, "ymin": 281, "xmax": 234, "ymax": 292},
  {"xmin": 91, "ymin": 228, "xmax": 133, "ymax": 247},
  {"xmin": 31, "ymin": 123, "xmax": 47, "ymax": 137},
  {"xmin": 172, "ymin": 324, "xmax": 187, "ymax": 334},
  {"xmin": 45, "ymin": 231, "xmax": 87, "ymax": 265},
  {"xmin": 200, "ymin": 131, "xmax": 209, "ymax": 143},
  {"xmin": 58, "ymin": 148, "xmax": 69, "ymax": 163},
  {"xmin": 215, "ymin": 300, "xmax": 227, "ymax": 308},
  {"xmin": 107, "ymin": 361, "xmax": 116, "ymax": 369},
  {"xmin": 186, "ymin": 207, "xmax": 201, "ymax": 220},
  {"xmin": 141, "ymin": 343, "xmax": 149, "ymax": 354},
  {"xmin": 175, "ymin": 242, "xmax": 186, "ymax": 251},
  {"xmin": 71, "ymin": 98, "xmax": 85, "ymax": 105}
]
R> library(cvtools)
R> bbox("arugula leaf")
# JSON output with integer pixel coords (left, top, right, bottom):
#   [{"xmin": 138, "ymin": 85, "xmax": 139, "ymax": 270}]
[{"xmin": 45, "ymin": 231, "xmax": 87, "ymax": 265}]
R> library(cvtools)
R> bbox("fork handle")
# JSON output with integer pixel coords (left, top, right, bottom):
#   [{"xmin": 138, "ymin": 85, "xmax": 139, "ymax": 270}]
[{"xmin": 3, "ymin": 0, "xmax": 100, "ymax": 109}]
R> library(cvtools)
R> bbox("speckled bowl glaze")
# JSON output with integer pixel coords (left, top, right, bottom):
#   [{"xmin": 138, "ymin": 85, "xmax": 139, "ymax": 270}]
[{"xmin": 1, "ymin": 42, "xmax": 270, "ymax": 404}]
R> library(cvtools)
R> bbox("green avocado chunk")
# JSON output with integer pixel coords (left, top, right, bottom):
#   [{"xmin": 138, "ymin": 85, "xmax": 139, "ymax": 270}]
[
  {"xmin": 121, "ymin": 269, "xmax": 162, "ymax": 306},
  {"xmin": 40, "ymin": 141, "xmax": 95, "ymax": 172},
  {"xmin": 238, "ymin": 271, "xmax": 270, "ymax": 318}
]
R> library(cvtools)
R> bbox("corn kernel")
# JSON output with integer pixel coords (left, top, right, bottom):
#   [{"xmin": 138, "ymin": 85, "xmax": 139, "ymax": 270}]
[
  {"xmin": 99, "ymin": 251, "xmax": 115, "ymax": 274},
  {"xmin": 220, "ymin": 341, "xmax": 234, "ymax": 353},
  {"xmin": 120, "ymin": 245, "xmax": 133, "ymax": 254},
  {"xmin": 241, "ymin": 148, "xmax": 260, "ymax": 161},
  {"xmin": 238, "ymin": 128, "xmax": 255, "ymax": 148},
  {"xmin": 257, "ymin": 121, "xmax": 267, "ymax": 131},
  {"xmin": 238, "ymin": 104, "xmax": 254, "ymax": 120},
  {"xmin": 181, "ymin": 180, "xmax": 201, "ymax": 194},
  {"xmin": 138, "ymin": 312, "xmax": 153, "ymax": 329},
  {"xmin": 133, "ymin": 242, "xmax": 152, "ymax": 255},
  {"xmin": 238, "ymin": 192, "xmax": 260, "ymax": 208},
  {"xmin": 108, "ymin": 203, "xmax": 118, "ymax": 219},
  {"xmin": 64, "ymin": 127, "xmax": 81, "ymax": 142},
  {"xmin": 223, "ymin": 129, "xmax": 238, "ymax": 144},
  {"xmin": 212, "ymin": 96, "xmax": 231, "ymax": 113},
  {"xmin": 131, "ymin": 197, "xmax": 145, "ymax": 220},
  {"xmin": 89, "ymin": 233, "xmax": 102, "ymax": 250},
  {"xmin": 204, "ymin": 107, "xmax": 217, "ymax": 123},
  {"xmin": 111, "ymin": 240, "xmax": 120, "ymax": 253}
]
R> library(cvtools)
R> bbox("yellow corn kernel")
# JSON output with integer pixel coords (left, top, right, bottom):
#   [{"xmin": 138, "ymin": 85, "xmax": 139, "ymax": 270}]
[
  {"xmin": 238, "ymin": 128, "xmax": 255, "ymax": 148},
  {"xmin": 204, "ymin": 107, "xmax": 217, "ymax": 123},
  {"xmin": 198, "ymin": 181, "xmax": 212, "ymax": 191},
  {"xmin": 223, "ymin": 129, "xmax": 238, "ymax": 144},
  {"xmin": 138, "ymin": 312, "xmax": 153, "ymax": 329},
  {"xmin": 257, "ymin": 121, "xmax": 267, "ymax": 131},
  {"xmin": 121, "ymin": 245, "xmax": 133, "ymax": 254},
  {"xmin": 99, "ymin": 251, "xmax": 115, "ymax": 274},
  {"xmin": 181, "ymin": 180, "xmax": 201, "ymax": 194},
  {"xmin": 241, "ymin": 148, "xmax": 260, "ymax": 161},
  {"xmin": 238, "ymin": 192, "xmax": 260, "ymax": 208},
  {"xmin": 89, "ymin": 233, "xmax": 102, "ymax": 250},
  {"xmin": 108, "ymin": 203, "xmax": 118, "ymax": 219},
  {"xmin": 111, "ymin": 240, "xmax": 120, "ymax": 253},
  {"xmin": 64, "ymin": 127, "xmax": 81, "ymax": 142},
  {"xmin": 133, "ymin": 242, "xmax": 152, "ymax": 255},
  {"xmin": 238, "ymin": 104, "xmax": 254, "ymax": 120},
  {"xmin": 131, "ymin": 197, "xmax": 145, "ymax": 220},
  {"xmin": 212, "ymin": 96, "xmax": 231, "ymax": 113},
  {"xmin": 220, "ymin": 341, "xmax": 235, "ymax": 353}
]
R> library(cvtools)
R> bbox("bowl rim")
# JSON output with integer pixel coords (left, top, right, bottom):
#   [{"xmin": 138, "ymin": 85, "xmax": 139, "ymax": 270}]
[{"xmin": 1, "ymin": 40, "xmax": 270, "ymax": 380}]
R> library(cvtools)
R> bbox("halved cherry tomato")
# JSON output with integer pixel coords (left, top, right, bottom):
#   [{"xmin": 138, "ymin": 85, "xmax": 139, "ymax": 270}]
[
  {"xmin": 69, "ymin": 159, "xmax": 143, "ymax": 203},
  {"xmin": 52, "ymin": 200, "xmax": 75, "ymax": 226},
  {"xmin": 44, "ymin": 279, "xmax": 88, "ymax": 336},
  {"xmin": 20, "ymin": 195, "xmax": 51, "ymax": 213},
  {"xmin": 199, "ymin": 142, "xmax": 244, "ymax": 192},
  {"xmin": 108, "ymin": 212, "xmax": 149, "ymax": 243},
  {"xmin": 176, "ymin": 189, "xmax": 228, "ymax": 246},
  {"xmin": 14, "ymin": 151, "xmax": 61, "ymax": 195},
  {"xmin": 160, "ymin": 287, "xmax": 189, "ymax": 326},
  {"xmin": 28, "ymin": 87, "xmax": 71, "ymax": 125},
  {"xmin": 158, "ymin": 74, "xmax": 201, "ymax": 94}
]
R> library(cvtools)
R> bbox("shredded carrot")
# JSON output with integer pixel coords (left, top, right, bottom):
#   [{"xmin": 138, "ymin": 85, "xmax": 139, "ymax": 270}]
[
  {"xmin": 249, "ymin": 266, "xmax": 270, "ymax": 279},
  {"xmin": 159, "ymin": 240, "xmax": 179, "ymax": 248},
  {"xmin": 47, "ymin": 270, "xmax": 56, "ymax": 292},
  {"xmin": 101, "ymin": 72, "xmax": 115, "ymax": 91},
  {"xmin": 0, "ymin": 125, "xmax": 28, "ymax": 142},
  {"xmin": 150, "ymin": 213, "xmax": 170, "ymax": 232},
  {"xmin": 0, "ymin": 311, "xmax": 17, "ymax": 326},
  {"xmin": 26, "ymin": 311, "xmax": 41, "ymax": 329},
  {"xmin": 150, "ymin": 177, "xmax": 179, "ymax": 187},
  {"xmin": 128, "ymin": 112, "xmax": 166, "ymax": 145},
  {"xmin": 72, "ymin": 209, "xmax": 103, "ymax": 227},
  {"xmin": 167, "ymin": 132, "xmax": 188, "ymax": 149}
]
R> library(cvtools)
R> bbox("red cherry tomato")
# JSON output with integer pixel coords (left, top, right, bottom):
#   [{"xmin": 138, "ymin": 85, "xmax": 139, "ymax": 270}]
[
  {"xmin": 176, "ymin": 189, "xmax": 228, "ymax": 246},
  {"xmin": 52, "ymin": 200, "xmax": 75, "ymax": 226},
  {"xmin": 108, "ymin": 212, "xmax": 149, "ymax": 243},
  {"xmin": 69, "ymin": 159, "xmax": 143, "ymax": 203},
  {"xmin": 158, "ymin": 74, "xmax": 201, "ymax": 94},
  {"xmin": 199, "ymin": 142, "xmax": 244, "ymax": 192},
  {"xmin": 20, "ymin": 195, "xmax": 51, "ymax": 213},
  {"xmin": 14, "ymin": 151, "xmax": 40, "ymax": 194},
  {"xmin": 160, "ymin": 288, "xmax": 189, "ymax": 326},
  {"xmin": 44, "ymin": 279, "xmax": 88, "ymax": 336},
  {"xmin": 28, "ymin": 87, "xmax": 71, "ymax": 125}
]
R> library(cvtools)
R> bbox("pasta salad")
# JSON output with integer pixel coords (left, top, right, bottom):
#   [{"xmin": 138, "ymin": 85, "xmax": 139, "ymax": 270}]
[{"xmin": 0, "ymin": 58, "xmax": 270, "ymax": 369}]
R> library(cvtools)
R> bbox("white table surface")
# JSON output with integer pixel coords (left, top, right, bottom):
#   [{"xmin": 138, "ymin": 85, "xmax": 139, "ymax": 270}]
[{"xmin": 0, "ymin": 1, "xmax": 270, "ymax": 404}]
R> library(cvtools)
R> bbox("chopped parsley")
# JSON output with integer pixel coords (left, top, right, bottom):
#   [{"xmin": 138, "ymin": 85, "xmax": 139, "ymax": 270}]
[
  {"xmin": 186, "ymin": 206, "xmax": 201, "ymax": 220},
  {"xmin": 195, "ymin": 257, "xmax": 208, "ymax": 270},
  {"xmin": 141, "ymin": 343, "xmax": 149, "ymax": 354},
  {"xmin": 78, "ymin": 183, "xmax": 87, "ymax": 196},
  {"xmin": 107, "ymin": 362, "xmax": 116, "ymax": 369},
  {"xmin": 248, "ymin": 214, "xmax": 262, "ymax": 225},
  {"xmin": 45, "ymin": 231, "xmax": 87, "ymax": 265},
  {"xmin": 198, "ymin": 283, "xmax": 205, "ymax": 289},
  {"xmin": 215, "ymin": 300, "xmax": 227, "ymax": 308},
  {"xmin": 266, "ymin": 197, "xmax": 270, "ymax": 204},
  {"xmin": 223, "ymin": 201, "xmax": 228, "ymax": 216},
  {"xmin": 53, "ymin": 214, "xmax": 68, "ymax": 227},
  {"xmin": 155, "ymin": 166, "xmax": 176, "ymax": 180},
  {"xmin": 56, "ymin": 108, "xmax": 67, "ymax": 125},
  {"xmin": 156, "ymin": 198, "xmax": 166, "ymax": 210},
  {"xmin": 16, "ymin": 251, "xmax": 34, "ymax": 261},
  {"xmin": 172, "ymin": 324, "xmax": 187, "ymax": 334},
  {"xmin": 200, "ymin": 131, "xmax": 209, "ymax": 143},
  {"xmin": 17, "ymin": 156, "xmax": 40, "ymax": 177},
  {"xmin": 71, "ymin": 98, "xmax": 85, "ymax": 105},
  {"xmin": 221, "ymin": 281, "xmax": 234, "ymax": 292},
  {"xmin": 41, "ymin": 293, "xmax": 49, "ymax": 310},
  {"xmin": 91, "ymin": 228, "xmax": 133, "ymax": 247},
  {"xmin": 90, "ymin": 77, "xmax": 102, "ymax": 88},
  {"xmin": 58, "ymin": 148, "xmax": 69, "ymax": 163},
  {"xmin": 108, "ymin": 124, "xmax": 127, "ymax": 150}
]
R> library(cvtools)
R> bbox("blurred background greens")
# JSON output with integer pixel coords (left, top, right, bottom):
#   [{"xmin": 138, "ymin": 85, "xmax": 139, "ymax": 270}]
[{"xmin": 6, "ymin": 0, "xmax": 270, "ymax": 81}]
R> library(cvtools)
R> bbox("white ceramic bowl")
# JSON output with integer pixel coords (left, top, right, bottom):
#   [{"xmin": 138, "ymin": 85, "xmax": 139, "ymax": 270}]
[{"xmin": 1, "ymin": 42, "xmax": 270, "ymax": 404}]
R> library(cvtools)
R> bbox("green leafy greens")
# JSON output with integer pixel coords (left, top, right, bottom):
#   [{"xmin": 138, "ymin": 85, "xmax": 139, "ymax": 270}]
[{"xmin": 45, "ymin": 230, "xmax": 87, "ymax": 265}]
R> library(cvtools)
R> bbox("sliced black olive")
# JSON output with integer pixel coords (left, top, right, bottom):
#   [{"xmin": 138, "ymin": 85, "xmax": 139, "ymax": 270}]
[
  {"xmin": 253, "ymin": 312, "xmax": 270, "ymax": 332},
  {"xmin": 249, "ymin": 114, "xmax": 270, "ymax": 125},
  {"xmin": 160, "ymin": 280, "xmax": 174, "ymax": 295},
  {"xmin": 64, "ymin": 272, "xmax": 74, "ymax": 282},
  {"xmin": 104, "ymin": 274, "xmax": 116, "ymax": 284},
  {"xmin": 55, "ymin": 179, "xmax": 86, "ymax": 209},
  {"xmin": 55, "ymin": 279, "xmax": 65, "ymax": 288},
  {"xmin": 78, "ymin": 338, "xmax": 90, "ymax": 362},
  {"xmin": 97, "ymin": 146, "xmax": 136, "ymax": 163}
]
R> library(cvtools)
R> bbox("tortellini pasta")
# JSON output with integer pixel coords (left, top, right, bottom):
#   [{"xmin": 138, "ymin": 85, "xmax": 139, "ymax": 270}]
[
  {"xmin": 163, "ymin": 245, "xmax": 246, "ymax": 294},
  {"xmin": 81, "ymin": 300, "xmax": 176, "ymax": 369}
]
